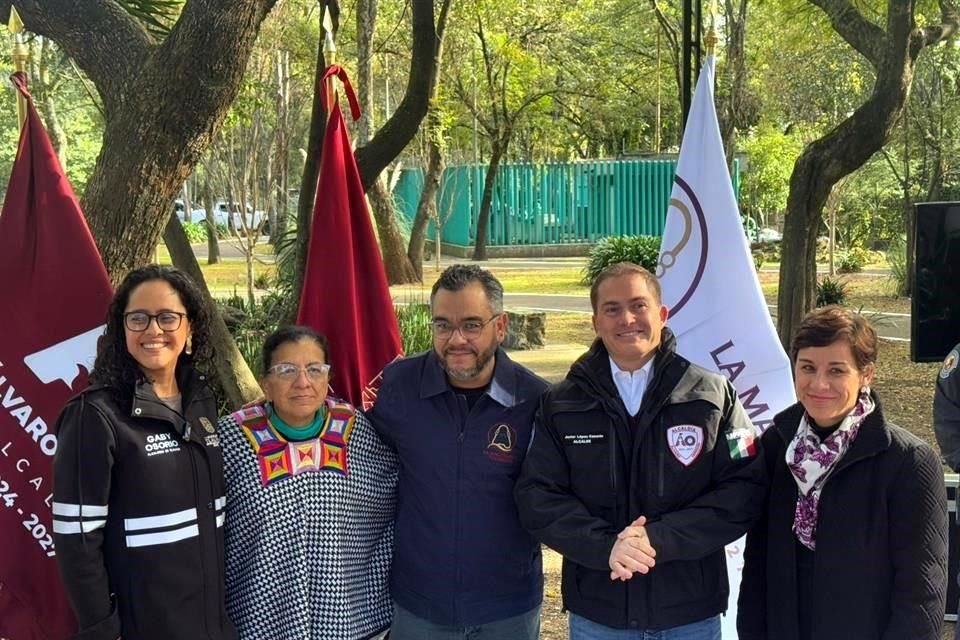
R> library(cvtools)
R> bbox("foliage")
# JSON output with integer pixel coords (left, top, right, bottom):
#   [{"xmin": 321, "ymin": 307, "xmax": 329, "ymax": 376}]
[
  {"xmin": 216, "ymin": 289, "xmax": 289, "ymax": 377},
  {"xmin": 836, "ymin": 247, "xmax": 870, "ymax": 274},
  {"xmin": 180, "ymin": 221, "xmax": 208, "ymax": 243},
  {"xmin": 816, "ymin": 276, "xmax": 848, "ymax": 307},
  {"xmin": 739, "ymin": 122, "xmax": 804, "ymax": 226},
  {"xmin": 582, "ymin": 235, "xmax": 661, "ymax": 285},
  {"xmin": 396, "ymin": 303, "xmax": 433, "ymax": 355},
  {"xmin": 886, "ymin": 234, "xmax": 909, "ymax": 297}
]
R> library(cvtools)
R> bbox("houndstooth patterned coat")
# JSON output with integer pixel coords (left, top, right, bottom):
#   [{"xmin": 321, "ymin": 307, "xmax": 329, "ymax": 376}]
[{"xmin": 219, "ymin": 401, "xmax": 397, "ymax": 640}]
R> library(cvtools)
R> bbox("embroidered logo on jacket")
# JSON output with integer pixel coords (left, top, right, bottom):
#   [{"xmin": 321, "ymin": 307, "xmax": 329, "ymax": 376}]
[
  {"xmin": 942, "ymin": 349, "xmax": 958, "ymax": 380},
  {"xmin": 485, "ymin": 423, "xmax": 516, "ymax": 464},
  {"xmin": 666, "ymin": 425, "xmax": 703, "ymax": 466}
]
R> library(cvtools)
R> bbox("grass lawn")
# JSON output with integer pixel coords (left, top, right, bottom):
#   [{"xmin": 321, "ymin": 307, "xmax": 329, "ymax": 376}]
[{"xmin": 392, "ymin": 265, "xmax": 588, "ymax": 296}]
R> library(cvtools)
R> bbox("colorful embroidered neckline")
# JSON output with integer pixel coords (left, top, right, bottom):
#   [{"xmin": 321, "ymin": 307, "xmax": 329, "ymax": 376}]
[
  {"xmin": 266, "ymin": 403, "xmax": 327, "ymax": 441},
  {"xmin": 232, "ymin": 400, "xmax": 356, "ymax": 486}
]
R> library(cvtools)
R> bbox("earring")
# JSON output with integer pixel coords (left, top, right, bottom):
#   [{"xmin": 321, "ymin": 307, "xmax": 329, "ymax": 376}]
[
  {"xmin": 185, "ymin": 336, "xmax": 193, "ymax": 355},
  {"xmin": 860, "ymin": 385, "xmax": 870, "ymax": 396}
]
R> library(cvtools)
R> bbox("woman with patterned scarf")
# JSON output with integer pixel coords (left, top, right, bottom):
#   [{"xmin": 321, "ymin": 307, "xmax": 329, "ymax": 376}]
[
  {"xmin": 737, "ymin": 305, "xmax": 947, "ymax": 640},
  {"xmin": 218, "ymin": 325, "xmax": 398, "ymax": 639}
]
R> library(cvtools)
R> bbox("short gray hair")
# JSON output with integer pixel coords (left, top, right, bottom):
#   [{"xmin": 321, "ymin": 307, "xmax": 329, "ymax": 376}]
[{"xmin": 430, "ymin": 264, "xmax": 504, "ymax": 314}]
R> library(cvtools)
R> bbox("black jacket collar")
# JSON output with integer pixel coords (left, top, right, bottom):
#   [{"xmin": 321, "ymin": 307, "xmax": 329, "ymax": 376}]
[
  {"xmin": 569, "ymin": 326, "xmax": 680, "ymax": 398},
  {"xmin": 130, "ymin": 367, "xmax": 212, "ymax": 440}
]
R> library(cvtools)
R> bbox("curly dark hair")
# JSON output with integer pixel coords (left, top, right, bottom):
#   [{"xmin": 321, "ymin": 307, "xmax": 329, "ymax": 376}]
[{"xmin": 90, "ymin": 265, "xmax": 213, "ymax": 400}]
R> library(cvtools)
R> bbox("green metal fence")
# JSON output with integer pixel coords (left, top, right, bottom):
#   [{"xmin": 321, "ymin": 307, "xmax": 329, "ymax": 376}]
[{"xmin": 392, "ymin": 159, "xmax": 740, "ymax": 247}]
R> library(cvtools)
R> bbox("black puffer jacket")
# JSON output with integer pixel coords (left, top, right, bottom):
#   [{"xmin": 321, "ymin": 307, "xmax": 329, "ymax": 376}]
[
  {"xmin": 515, "ymin": 330, "xmax": 766, "ymax": 630},
  {"xmin": 737, "ymin": 398, "xmax": 948, "ymax": 640},
  {"xmin": 52, "ymin": 370, "xmax": 236, "ymax": 640}
]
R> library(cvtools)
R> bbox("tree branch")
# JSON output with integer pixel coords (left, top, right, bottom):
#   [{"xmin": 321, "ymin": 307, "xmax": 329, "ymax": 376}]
[
  {"xmin": 921, "ymin": 0, "xmax": 960, "ymax": 45},
  {"xmin": 808, "ymin": 0, "xmax": 888, "ymax": 68},
  {"xmin": 354, "ymin": 0, "xmax": 437, "ymax": 191},
  {"xmin": 0, "ymin": 0, "xmax": 152, "ymax": 110}
]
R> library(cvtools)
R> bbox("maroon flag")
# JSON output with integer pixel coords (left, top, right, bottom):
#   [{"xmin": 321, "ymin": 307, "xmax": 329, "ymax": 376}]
[
  {"xmin": 297, "ymin": 66, "xmax": 402, "ymax": 410},
  {"xmin": 0, "ymin": 73, "xmax": 112, "ymax": 640}
]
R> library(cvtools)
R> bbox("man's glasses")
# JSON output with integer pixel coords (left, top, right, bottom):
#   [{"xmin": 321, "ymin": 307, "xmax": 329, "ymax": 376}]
[
  {"xmin": 124, "ymin": 311, "xmax": 186, "ymax": 332},
  {"xmin": 267, "ymin": 363, "xmax": 331, "ymax": 381},
  {"xmin": 431, "ymin": 315, "xmax": 500, "ymax": 340}
]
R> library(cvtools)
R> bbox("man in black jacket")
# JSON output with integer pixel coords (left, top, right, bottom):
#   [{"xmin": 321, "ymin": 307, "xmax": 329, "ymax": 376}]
[
  {"xmin": 515, "ymin": 262, "xmax": 766, "ymax": 639},
  {"xmin": 934, "ymin": 341, "xmax": 960, "ymax": 638}
]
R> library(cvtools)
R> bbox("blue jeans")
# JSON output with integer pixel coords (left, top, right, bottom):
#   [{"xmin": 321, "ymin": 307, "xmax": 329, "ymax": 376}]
[
  {"xmin": 390, "ymin": 602, "xmax": 541, "ymax": 640},
  {"xmin": 568, "ymin": 613, "xmax": 721, "ymax": 640}
]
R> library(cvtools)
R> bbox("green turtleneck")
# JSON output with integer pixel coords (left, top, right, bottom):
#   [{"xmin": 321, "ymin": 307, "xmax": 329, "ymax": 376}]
[{"xmin": 266, "ymin": 403, "xmax": 326, "ymax": 441}]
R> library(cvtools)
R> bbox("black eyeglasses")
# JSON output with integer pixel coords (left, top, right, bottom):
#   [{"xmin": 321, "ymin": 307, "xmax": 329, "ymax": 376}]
[
  {"xmin": 124, "ymin": 311, "xmax": 186, "ymax": 332},
  {"xmin": 431, "ymin": 314, "xmax": 500, "ymax": 340}
]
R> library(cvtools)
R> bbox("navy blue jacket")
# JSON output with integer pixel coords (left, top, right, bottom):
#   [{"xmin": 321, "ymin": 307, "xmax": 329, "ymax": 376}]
[{"xmin": 368, "ymin": 348, "xmax": 547, "ymax": 625}]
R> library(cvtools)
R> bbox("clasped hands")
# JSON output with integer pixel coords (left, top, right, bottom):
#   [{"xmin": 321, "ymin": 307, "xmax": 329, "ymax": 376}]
[{"xmin": 608, "ymin": 516, "xmax": 656, "ymax": 581}]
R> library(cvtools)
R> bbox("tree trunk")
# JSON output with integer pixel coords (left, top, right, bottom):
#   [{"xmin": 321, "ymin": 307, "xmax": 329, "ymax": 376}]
[
  {"xmin": 34, "ymin": 39, "xmax": 68, "ymax": 168},
  {"xmin": 776, "ymin": 0, "xmax": 959, "ymax": 347},
  {"xmin": 408, "ymin": 137, "xmax": 444, "ymax": 279},
  {"xmin": 407, "ymin": 0, "xmax": 453, "ymax": 279},
  {"xmin": 356, "ymin": 0, "xmax": 418, "ymax": 284},
  {"xmin": 163, "ymin": 212, "xmax": 261, "ymax": 407},
  {"xmin": 291, "ymin": 1, "xmax": 338, "ymax": 322},
  {"xmin": 369, "ymin": 178, "xmax": 419, "ymax": 283},
  {"xmin": 473, "ymin": 137, "xmax": 508, "ymax": 261},
  {"xmin": 202, "ymin": 169, "xmax": 220, "ymax": 265},
  {"xmin": 719, "ymin": 0, "xmax": 749, "ymax": 171}
]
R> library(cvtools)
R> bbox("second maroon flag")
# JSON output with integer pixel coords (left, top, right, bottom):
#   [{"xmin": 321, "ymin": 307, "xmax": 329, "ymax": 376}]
[
  {"xmin": 0, "ymin": 73, "xmax": 113, "ymax": 640},
  {"xmin": 297, "ymin": 65, "xmax": 402, "ymax": 410}
]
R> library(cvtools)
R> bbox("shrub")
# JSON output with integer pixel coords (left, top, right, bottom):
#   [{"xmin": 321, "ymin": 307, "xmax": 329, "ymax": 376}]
[
  {"xmin": 582, "ymin": 235, "xmax": 661, "ymax": 285},
  {"xmin": 396, "ymin": 302, "xmax": 433, "ymax": 355},
  {"xmin": 180, "ymin": 220, "xmax": 208, "ymax": 243},
  {"xmin": 816, "ymin": 276, "xmax": 848, "ymax": 307},
  {"xmin": 836, "ymin": 247, "xmax": 870, "ymax": 273},
  {"xmin": 886, "ymin": 234, "xmax": 908, "ymax": 297},
  {"xmin": 253, "ymin": 272, "xmax": 273, "ymax": 290}
]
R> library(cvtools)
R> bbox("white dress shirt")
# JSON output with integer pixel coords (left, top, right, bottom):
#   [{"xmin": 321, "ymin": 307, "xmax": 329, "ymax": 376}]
[{"xmin": 609, "ymin": 356, "xmax": 654, "ymax": 417}]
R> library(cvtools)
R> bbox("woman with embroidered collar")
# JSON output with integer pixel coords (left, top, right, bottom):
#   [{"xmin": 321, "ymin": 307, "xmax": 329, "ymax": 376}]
[
  {"xmin": 737, "ymin": 305, "xmax": 948, "ymax": 640},
  {"xmin": 219, "ymin": 325, "xmax": 397, "ymax": 640}
]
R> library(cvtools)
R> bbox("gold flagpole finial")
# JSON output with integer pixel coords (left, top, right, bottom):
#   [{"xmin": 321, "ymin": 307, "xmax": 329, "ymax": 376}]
[
  {"xmin": 704, "ymin": 0, "xmax": 719, "ymax": 57},
  {"xmin": 322, "ymin": 6, "xmax": 336, "ymax": 62},
  {"xmin": 9, "ymin": 5, "xmax": 28, "ymax": 129},
  {"xmin": 321, "ymin": 6, "xmax": 337, "ymax": 114}
]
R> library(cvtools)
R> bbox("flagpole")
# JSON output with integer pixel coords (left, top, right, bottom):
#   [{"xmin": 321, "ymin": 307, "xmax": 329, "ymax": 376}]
[
  {"xmin": 322, "ymin": 7, "xmax": 337, "ymax": 117},
  {"xmin": 8, "ymin": 5, "xmax": 28, "ymax": 131},
  {"xmin": 704, "ymin": 0, "xmax": 718, "ymax": 58}
]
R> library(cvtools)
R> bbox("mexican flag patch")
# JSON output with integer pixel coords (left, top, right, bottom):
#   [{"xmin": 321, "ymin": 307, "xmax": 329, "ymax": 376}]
[{"xmin": 726, "ymin": 428, "xmax": 757, "ymax": 460}]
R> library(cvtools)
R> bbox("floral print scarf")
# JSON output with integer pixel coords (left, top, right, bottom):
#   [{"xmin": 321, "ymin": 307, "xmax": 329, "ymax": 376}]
[{"xmin": 785, "ymin": 391, "xmax": 876, "ymax": 550}]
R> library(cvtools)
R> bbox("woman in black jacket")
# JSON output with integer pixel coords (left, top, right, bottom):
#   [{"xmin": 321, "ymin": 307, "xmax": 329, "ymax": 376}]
[
  {"xmin": 737, "ymin": 305, "xmax": 947, "ymax": 640},
  {"xmin": 53, "ymin": 265, "xmax": 236, "ymax": 640}
]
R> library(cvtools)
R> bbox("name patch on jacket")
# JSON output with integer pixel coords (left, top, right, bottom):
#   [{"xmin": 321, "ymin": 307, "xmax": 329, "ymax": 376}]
[
  {"xmin": 666, "ymin": 425, "xmax": 703, "ymax": 466},
  {"xmin": 563, "ymin": 433, "xmax": 604, "ymax": 445},
  {"xmin": 144, "ymin": 432, "xmax": 181, "ymax": 457}
]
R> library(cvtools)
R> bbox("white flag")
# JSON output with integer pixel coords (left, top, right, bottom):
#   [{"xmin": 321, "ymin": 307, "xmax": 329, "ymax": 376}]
[{"xmin": 657, "ymin": 56, "xmax": 796, "ymax": 639}]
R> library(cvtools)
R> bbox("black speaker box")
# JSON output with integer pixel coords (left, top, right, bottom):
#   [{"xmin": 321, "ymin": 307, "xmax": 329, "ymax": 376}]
[{"xmin": 913, "ymin": 202, "xmax": 960, "ymax": 363}]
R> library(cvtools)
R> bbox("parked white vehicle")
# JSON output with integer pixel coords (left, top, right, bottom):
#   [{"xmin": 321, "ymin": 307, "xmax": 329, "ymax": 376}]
[{"xmin": 184, "ymin": 200, "xmax": 269, "ymax": 233}]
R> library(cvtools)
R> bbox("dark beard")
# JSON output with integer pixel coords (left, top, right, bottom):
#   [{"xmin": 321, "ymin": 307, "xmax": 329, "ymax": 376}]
[{"xmin": 440, "ymin": 343, "xmax": 497, "ymax": 382}]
